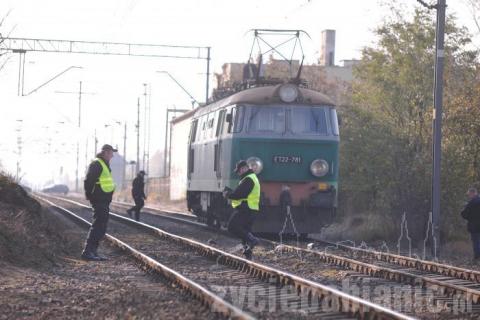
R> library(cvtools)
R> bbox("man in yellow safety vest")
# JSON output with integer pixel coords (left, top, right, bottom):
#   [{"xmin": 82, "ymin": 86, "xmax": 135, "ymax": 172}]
[
  {"xmin": 224, "ymin": 160, "xmax": 260, "ymax": 260},
  {"xmin": 81, "ymin": 144, "xmax": 117, "ymax": 261}
]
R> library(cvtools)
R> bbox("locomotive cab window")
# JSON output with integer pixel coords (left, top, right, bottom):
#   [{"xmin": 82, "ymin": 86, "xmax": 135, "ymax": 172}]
[
  {"xmin": 330, "ymin": 108, "xmax": 339, "ymax": 136},
  {"xmin": 196, "ymin": 116, "xmax": 206, "ymax": 141},
  {"xmin": 291, "ymin": 106, "xmax": 329, "ymax": 135},
  {"xmin": 225, "ymin": 105, "xmax": 245, "ymax": 134},
  {"xmin": 189, "ymin": 119, "xmax": 198, "ymax": 143},
  {"xmin": 216, "ymin": 109, "xmax": 226, "ymax": 137},
  {"xmin": 247, "ymin": 106, "xmax": 285, "ymax": 134},
  {"xmin": 205, "ymin": 112, "xmax": 215, "ymax": 139}
]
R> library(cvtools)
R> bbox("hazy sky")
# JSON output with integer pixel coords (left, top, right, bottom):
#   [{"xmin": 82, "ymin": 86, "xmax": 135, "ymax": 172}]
[{"xmin": 0, "ymin": 0, "xmax": 476, "ymax": 187}]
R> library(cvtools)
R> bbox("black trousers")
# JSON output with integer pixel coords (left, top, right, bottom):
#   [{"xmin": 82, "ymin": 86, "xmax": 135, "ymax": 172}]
[
  {"xmin": 129, "ymin": 197, "xmax": 144, "ymax": 221},
  {"xmin": 227, "ymin": 208, "xmax": 256, "ymax": 245},
  {"xmin": 471, "ymin": 232, "xmax": 480, "ymax": 259},
  {"xmin": 84, "ymin": 201, "xmax": 110, "ymax": 253}
]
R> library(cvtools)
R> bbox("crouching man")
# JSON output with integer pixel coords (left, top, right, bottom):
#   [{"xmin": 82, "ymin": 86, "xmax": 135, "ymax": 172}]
[{"xmin": 224, "ymin": 160, "xmax": 260, "ymax": 260}]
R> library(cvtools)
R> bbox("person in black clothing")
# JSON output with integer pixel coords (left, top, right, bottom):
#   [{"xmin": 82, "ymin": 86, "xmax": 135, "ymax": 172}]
[
  {"xmin": 127, "ymin": 170, "xmax": 147, "ymax": 221},
  {"xmin": 82, "ymin": 144, "xmax": 117, "ymax": 261},
  {"xmin": 224, "ymin": 160, "xmax": 260, "ymax": 260},
  {"xmin": 461, "ymin": 188, "xmax": 480, "ymax": 260}
]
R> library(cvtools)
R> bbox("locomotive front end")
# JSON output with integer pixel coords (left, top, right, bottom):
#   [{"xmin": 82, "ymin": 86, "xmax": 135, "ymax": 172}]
[{"xmin": 229, "ymin": 84, "xmax": 340, "ymax": 235}]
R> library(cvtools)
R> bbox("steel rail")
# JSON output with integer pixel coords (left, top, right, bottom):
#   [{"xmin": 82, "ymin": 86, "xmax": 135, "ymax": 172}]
[
  {"xmin": 63, "ymin": 195, "xmax": 480, "ymax": 303},
  {"xmin": 110, "ymin": 201, "xmax": 480, "ymax": 283},
  {"xmin": 113, "ymin": 199, "xmax": 196, "ymax": 220},
  {"xmin": 113, "ymin": 198, "xmax": 480, "ymax": 287},
  {"xmin": 36, "ymin": 195, "xmax": 253, "ymax": 320},
  {"xmin": 38, "ymin": 194, "xmax": 415, "ymax": 320},
  {"xmin": 270, "ymin": 241, "xmax": 480, "ymax": 303},
  {"xmin": 313, "ymin": 239, "xmax": 480, "ymax": 284}
]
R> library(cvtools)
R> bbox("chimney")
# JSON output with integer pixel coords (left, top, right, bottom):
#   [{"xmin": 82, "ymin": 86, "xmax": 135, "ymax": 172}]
[{"xmin": 320, "ymin": 29, "xmax": 335, "ymax": 66}]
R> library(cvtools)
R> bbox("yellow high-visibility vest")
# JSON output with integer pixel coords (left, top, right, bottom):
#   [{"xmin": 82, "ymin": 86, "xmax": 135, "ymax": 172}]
[
  {"xmin": 231, "ymin": 173, "xmax": 260, "ymax": 211},
  {"xmin": 95, "ymin": 158, "xmax": 116, "ymax": 193}
]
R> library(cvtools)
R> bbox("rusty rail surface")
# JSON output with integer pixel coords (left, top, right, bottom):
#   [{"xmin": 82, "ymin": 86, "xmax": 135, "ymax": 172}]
[
  {"xmin": 315, "ymin": 239, "xmax": 480, "ymax": 284},
  {"xmin": 38, "ymin": 194, "xmax": 415, "ymax": 320},
  {"xmin": 270, "ymin": 241, "xmax": 480, "ymax": 304},
  {"xmin": 36, "ymin": 195, "xmax": 253, "ymax": 320}
]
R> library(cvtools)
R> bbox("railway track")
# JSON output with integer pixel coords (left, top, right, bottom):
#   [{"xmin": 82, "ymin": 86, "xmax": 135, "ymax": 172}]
[
  {"xmin": 46, "ymin": 194, "xmax": 480, "ymax": 318},
  {"xmin": 36, "ymin": 194, "xmax": 414, "ymax": 320},
  {"xmin": 106, "ymin": 198, "xmax": 480, "ymax": 317},
  {"xmin": 37, "ymin": 195, "xmax": 250, "ymax": 320},
  {"xmin": 111, "ymin": 198, "xmax": 480, "ymax": 306},
  {"xmin": 310, "ymin": 239, "xmax": 480, "ymax": 284},
  {"xmin": 109, "ymin": 198, "xmax": 480, "ymax": 299}
]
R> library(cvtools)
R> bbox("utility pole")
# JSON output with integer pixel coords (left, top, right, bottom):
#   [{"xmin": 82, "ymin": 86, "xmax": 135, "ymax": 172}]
[
  {"xmin": 123, "ymin": 122, "xmax": 127, "ymax": 190},
  {"xmin": 142, "ymin": 83, "xmax": 148, "ymax": 171},
  {"xmin": 76, "ymin": 81, "xmax": 82, "ymax": 193},
  {"xmin": 55, "ymin": 81, "xmax": 95, "ymax": 193},
  {"xmin": 431, "ymin": 0, "xmax": 446, "ymax": 257},
  {"xmin": 146, "ymin": 84, "xmax": 152, "ymax": 195},
  {"xmin": 206, "ymin": 47, "xmax": 211, "ymax": 104},
  {"xmin": 146, "ymin": 84, "xmax": 152, "ymax": 176},
  {"xmin": 136, "ymin": 97, "xmax": 140, "ymax": 174},
  {"xmin": 85, "ymin": 137, "xmax": 88, "ymax": 175},
  {"xmin": 94, "ymin": 129, "xmax": 98, "ymax": 154},
  {"xmin": 164, "ymin": 109, "xmax": 168, "ymax": 177},
  {"xmin": 15, "ymin": 119, "xmax": 23, "ymax": 182},
  {"xmin": 14, "ymin": 49, "xmax": 26, "ymax": 96},
  {"xmin": 417, "ymin": 0, "xmax": 446, "ymax": 256}
]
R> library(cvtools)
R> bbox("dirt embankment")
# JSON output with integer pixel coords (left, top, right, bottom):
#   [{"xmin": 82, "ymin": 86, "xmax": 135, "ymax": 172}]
[
  {"xmin": 0, "ymin": 175, "xmax": 81, "ymax": 271},
  {"xmin": 0, "ymin": 174, "xmax": 217, "ymax": 319}
]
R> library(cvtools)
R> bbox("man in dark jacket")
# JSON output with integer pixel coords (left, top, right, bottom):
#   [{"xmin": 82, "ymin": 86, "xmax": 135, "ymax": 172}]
[
  {"xmin": 82, "ymin": 144, "xmax": 117, "ymax": 261},
  {"xmin": 127, "ymin": 170, "xmax": 147, "ymax": 221},
  {"xmin": 461, "ymin": 188, "xmax": 480, "ymax": 260},
  {"xmin": 224, "ymin": 160, "xmax": 260, "ymax": 260}
]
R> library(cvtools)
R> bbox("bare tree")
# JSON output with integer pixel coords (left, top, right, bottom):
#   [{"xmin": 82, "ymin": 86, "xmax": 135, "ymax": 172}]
[
  {"xmin": 0, "ymin": 9, "xmax": 15, "ymax": 73},
  {"xmin": 0, "ymin": 9, "xmax": 12, "ymax": 48},
  {"xmin": 466, "ymin": 0, "xmax": 480, "ymax": 34}
]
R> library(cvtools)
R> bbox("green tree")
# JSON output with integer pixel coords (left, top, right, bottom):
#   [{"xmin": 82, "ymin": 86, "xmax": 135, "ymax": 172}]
[{"xmin": 339, "ymin": 5, "xmax": 478, "ymax": 241}]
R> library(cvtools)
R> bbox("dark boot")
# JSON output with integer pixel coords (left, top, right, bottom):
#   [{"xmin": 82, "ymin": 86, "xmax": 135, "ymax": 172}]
[
  {"xmin": 81, "ymin": 251, "xmax": 105, "ymax": 261},
  {"xmin": 126, "ymin": 208, "xmax": 133, "ymax": 218},
  {"xmin": 82, "ymin": 242, "xmax": 94, "ymax": 256},
  {"xmin": 246, "ymin": 233, "xmax": 259, "ymax": 249},
  {"xmin": 81, "ymin": 243, "xmax": 103, "ymax": 261},
  {"xmin": 91, "ymin": 243, "xmax": 108, "ymax": 261},
  {"xmin": 243, "ymin": 246, "xmax": 253, "ymax": 260}
]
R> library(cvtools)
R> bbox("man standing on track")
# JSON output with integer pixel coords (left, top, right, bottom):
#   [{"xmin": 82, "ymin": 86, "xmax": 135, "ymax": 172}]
[
  {"xmin": 224, "ymin": 160, "xmax": 260, "ymax": 260},
  {"xmin": 127, "ymin": 170, "xmax": 147, "ymax": 221},
  {"xmin": 461, "ymin": 187, "xmax": 480, "ymax": 261},
  {"xmin": 81, "ymin": 144, "xmax": 117, "ymax": 261}
]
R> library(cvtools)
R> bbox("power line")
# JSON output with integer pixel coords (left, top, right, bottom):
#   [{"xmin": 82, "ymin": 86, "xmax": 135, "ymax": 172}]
[
  {"xmin": 1, "ymin": 37, "xmax": 211, "ymax": 99},
  {"xmin": 0, "ymin": 37, "xmax": 210, "ymax": 59}
]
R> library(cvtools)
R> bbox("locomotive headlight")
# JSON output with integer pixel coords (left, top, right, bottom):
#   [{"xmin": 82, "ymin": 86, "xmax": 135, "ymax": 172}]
[
  {"xmin": 247, "ymin": 157, "xmax": 263, "ymax": 174},
  {"xmin": 278, "ymin": 84, "xmax": 299, "ymax": 103},
  {"xmin": 310, "ymin": 159, "xmax": 329, "ymax": 177}
]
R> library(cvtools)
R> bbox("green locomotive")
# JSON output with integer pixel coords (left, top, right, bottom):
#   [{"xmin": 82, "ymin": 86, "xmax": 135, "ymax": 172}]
[{"xmin": 171, "ymin": 83, "xmax": 339, "ymax": 235}]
